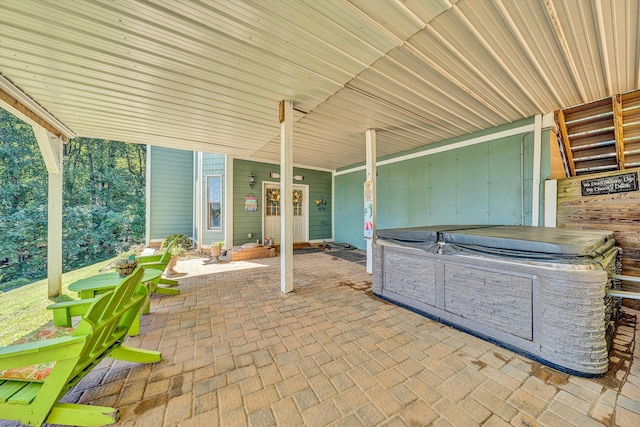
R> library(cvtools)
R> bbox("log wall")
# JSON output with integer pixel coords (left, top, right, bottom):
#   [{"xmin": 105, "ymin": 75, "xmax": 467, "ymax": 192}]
[{"xmin": 556, "ymin": 168, "xmax": 640, "ymax": 292}]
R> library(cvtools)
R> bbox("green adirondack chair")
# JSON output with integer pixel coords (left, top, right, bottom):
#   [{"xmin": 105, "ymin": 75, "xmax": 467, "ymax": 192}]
[
  {"xmin": 135, "ymin": 238, "xmax": 181, "ymax": 295},
  {"xmin": 0, "ymin": 267, "xmax": 162, "ymax": 426}
]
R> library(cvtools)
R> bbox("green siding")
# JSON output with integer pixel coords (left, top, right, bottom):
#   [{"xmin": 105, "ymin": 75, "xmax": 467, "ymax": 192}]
[
  {"xmin": 334, "ymin": 119, "xmax": 551, "ymax": 249},
  {"xmin": 306, "ymin": 169, "xmax": 332, "ymax": 241},
  {"xmin": 201, "ymin": 154, "xmax": 226, "ymax": 246},
  {"xmin": 233, "ymin": 159, "xmax": 332, "ymax": 245},
  {"xmin": 149, "ymin": 146, "xmax": 194, "ymax": 240}
]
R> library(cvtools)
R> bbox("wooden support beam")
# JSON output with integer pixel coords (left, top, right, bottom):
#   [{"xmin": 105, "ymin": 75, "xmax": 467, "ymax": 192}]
[
  {"xmin": 612, "ymin": 94, "xmax": 625, "ymax": 170},
  {"xmin": 555, "ymin": 110, "xmax": 576, "ymax": 176},
  {"xmin": 0, "ymin": 87, "xmax": 68, "ymax": 142}
]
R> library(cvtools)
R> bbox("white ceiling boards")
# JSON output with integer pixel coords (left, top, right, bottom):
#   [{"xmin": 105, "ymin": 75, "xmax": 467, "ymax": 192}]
[{"xmin": 1, "ymin": 0, "xmax": 638, "ymax": 170}]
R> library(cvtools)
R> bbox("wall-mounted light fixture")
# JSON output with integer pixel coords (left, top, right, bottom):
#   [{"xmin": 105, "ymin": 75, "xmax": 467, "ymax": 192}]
[
  {"xmin": 268, "ymin": 172, "xmax": 303, "ymax": 181},
  {"xmin": 249, "ymin": 172, "xmax": 255, "ymax": 188}
]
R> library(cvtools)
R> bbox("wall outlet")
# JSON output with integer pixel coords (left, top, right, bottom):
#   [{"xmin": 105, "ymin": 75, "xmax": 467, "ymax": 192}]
[{"xmin": 248, "ymin": 233, "xmax": 253, "ymax": 238}]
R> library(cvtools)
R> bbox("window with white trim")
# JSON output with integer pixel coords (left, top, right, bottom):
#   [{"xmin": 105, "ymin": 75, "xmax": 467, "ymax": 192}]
[{"xmin": 207, "ymin": 175, "xmax": 222, "ymax": 230}]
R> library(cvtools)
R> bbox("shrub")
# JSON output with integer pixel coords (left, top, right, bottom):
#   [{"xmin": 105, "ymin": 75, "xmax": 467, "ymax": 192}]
[
  {"xmin": 0, "ymin": 278, "xmax": 30, "ymax": 292},
  {"xmin": 161, "ymin": 233, "xmax": 192, "ymax": 251}
]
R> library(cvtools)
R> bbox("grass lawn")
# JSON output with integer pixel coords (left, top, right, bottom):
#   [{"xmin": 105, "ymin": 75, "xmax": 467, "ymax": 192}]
[{"xmin": 0, "ymin": 258, "xmax": 116, "ymax": 346}]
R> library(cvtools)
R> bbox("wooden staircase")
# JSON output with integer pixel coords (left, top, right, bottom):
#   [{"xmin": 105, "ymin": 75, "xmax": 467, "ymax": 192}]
[{"xmin": 556, "ymin": 90, "xmax": 640, "ymax": 176}]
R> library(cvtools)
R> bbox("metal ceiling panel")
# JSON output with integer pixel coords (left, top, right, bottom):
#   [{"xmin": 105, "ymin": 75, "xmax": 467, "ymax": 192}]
[{"xmin": 1, "ymin": 0, "xmax": 639, "ymax": 170}]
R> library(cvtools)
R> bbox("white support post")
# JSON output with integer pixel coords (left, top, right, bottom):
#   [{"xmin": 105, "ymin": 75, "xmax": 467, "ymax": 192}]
[
  {"xmin": 194, "ymin": 152, "xmax": 202, "ymax": 251},
  {"xmin": 544, "ymin": 180, "xmax": 558, "ymax": 227},
  {"xmin": 33, "ymin": 126, "xmax": 63, "ymax": 298},
  {"xmin": 532, "ymin": 114, "xmax": 542, "ymax": 226},
  {"xmin": 224, "ymin": 155, "xmax": 234, "ymax": 249},
  {"xmin": 280, "ymin": 101, "xmax": 294, "ymax": 293},
  {"xmin": 145, "ymin": 145, "xmax": 152, "ymax": 246},
  {"xmin": 331, "ymin": 171, "xmax": 336, "ymax": 242},
  {"xmin": 365, "ymin": 129, "xmax": 377, "ymax": 274}
]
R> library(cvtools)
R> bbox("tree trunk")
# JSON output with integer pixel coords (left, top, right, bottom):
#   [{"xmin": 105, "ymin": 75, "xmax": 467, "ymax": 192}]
[{"xmin": 88, "ymin": 151, "xmax": 97, "ymax": 205}]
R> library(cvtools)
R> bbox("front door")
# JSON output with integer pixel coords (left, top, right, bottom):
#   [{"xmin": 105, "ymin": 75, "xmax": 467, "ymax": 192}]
[{"xmin": 263, "ymin": 183, "xmax": 308, "ymax": 244}]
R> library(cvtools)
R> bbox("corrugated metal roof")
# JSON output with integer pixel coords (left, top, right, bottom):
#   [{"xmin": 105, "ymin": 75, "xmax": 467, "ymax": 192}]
[{"xmin": 1, "ymin": 0, "xmax": 638, "ymax": 170}]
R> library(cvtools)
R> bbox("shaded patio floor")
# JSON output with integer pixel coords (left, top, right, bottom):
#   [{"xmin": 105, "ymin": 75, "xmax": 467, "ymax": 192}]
[{"xmin": 4, "ymin": 252, "xmax": 640, "ymax": 426}]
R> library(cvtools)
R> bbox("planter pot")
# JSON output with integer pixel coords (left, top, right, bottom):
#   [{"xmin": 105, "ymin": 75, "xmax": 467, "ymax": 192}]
[
  {"xmin": 210, "ymin": 245, "xmax": 222, "ymax": 261},
  {"xmin": 167, "ymin": 256, "xmax": 178, "ymax": 275}
]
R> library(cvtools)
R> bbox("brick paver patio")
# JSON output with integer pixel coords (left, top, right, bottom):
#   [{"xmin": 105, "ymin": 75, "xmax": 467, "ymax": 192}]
[{"xmin": 2, "ymin": 252, "xmax": 640, "ymax": 426}]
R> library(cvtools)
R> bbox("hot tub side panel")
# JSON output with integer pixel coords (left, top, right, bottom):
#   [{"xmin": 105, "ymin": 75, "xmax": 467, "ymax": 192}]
[
  {"xmin": 443, "ymin": 263, "xmax": 533, "ymax": 341},
  {"xmin": 372, "ymin": 243, "xmax": 612, "ymax": 376},
  {"xmin": 537, "ymin": 268, "xmax": 609, "ymax": 375}
]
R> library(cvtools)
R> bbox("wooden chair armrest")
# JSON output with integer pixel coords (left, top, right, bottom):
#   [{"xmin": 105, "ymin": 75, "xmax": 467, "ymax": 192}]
[
  {"xmin": 136, "ymin": 264, "xmax": 166, "ymax": 275},
  {"xmin": 0, "ymin": 336, "xmax": 86, "ymax": 369},
  {"xmin": 136, "ymin": 254, "xmax": 163, "ymax": 263},
  {"xmin": 47, "ymin": 299, "xmax": 96, "ymax": 327}
]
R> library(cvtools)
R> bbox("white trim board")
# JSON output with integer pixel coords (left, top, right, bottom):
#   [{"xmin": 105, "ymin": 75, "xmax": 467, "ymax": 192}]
[
  {"xmin": 334, "ymin": 123, "xmax": 536, "ymax": 176},
  {"xmin": 232, "ymin": 155, "xmax": 334, "ymax": 173}
]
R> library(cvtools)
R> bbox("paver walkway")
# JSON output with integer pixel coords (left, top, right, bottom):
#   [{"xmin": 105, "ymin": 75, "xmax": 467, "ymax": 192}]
[{"xmin": 2, "ymin": 252, "xmax": 640, "ymax": 426}]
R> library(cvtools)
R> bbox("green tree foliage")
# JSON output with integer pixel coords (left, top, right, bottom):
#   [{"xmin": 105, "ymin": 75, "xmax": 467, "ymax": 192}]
[{"xmin": 0, "ymin": 108, "xmax": 146, "ymax": 284}]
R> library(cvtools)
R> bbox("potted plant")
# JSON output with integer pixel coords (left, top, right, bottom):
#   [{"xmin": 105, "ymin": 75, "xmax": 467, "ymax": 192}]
[
  {"xmin": 210, "ymin": 241, "xmax": 224, "ymax": 261},
  {"xmin": 166, "ymin": 246, "xmax": 186, "ymax": 275},
  {"xmin": 159, "ymin": 234, "xmax": 191, "ymax": 275},
  {"xmin": 114, "ymin": 247, "xmax": 142, "ymax": 277},
  {"xmin": 115, "ymin": 254, "xmax": 138, "ymax": 277}
]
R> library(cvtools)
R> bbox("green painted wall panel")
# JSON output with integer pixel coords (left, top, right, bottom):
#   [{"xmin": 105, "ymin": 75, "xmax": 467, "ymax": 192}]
[
  {"xmin": 406, "ymin": 157, "xmax": 430, "ymax": 226},
  {"xmin": 488, "ymin": 137, "xmax": 523, "ymax": 224},
  {"xmin": 387, "ymin": 166, "xmax": 409, "ymax": 228},
  {"xmin": 335, "ymin": 170, "xmax": 366, "ymax": 249},
  {"xmin": 334, "ymin": 118, "xmax": 552, "ymax": 249},
  {"xmin": 232, "ymin": 159, "xmax": 332, "ymax": 245},
  {"xmin": 376, "ymin": 169, "xmax": 390, "ymax": 228},
  {"xmin": 428, "ymin": 152, "xmax": 457, "ymax": 224},
  {"xmin": 149, "ymin": 146, "xmax": 194, "ymax": 240},
  {"xmin": 456, "ymin": 143, "xmax": 489, "ymax": 224},
  {"xmin": 337, "ymin": 118, "xmax": 535, "ymax": 172}
]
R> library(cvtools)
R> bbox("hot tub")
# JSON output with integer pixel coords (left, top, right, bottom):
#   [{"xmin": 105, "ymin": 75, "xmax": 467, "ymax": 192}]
[{"xmin": 372, "ymin": 225, "xmax": 620, "ymax": 377}]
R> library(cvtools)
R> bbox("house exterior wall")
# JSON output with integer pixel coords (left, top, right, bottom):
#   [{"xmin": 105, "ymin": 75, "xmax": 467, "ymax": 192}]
[
  {"xmin": 148, "ymin": 146, "xmax": 194, "ymax": 243},
  {"xmin": 335, "ymin": 118, "xmax": 551, "ymax": 250},
  {"xmin": 233, "ymin": 159, "xmax": 332, "ymax": 246}
]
